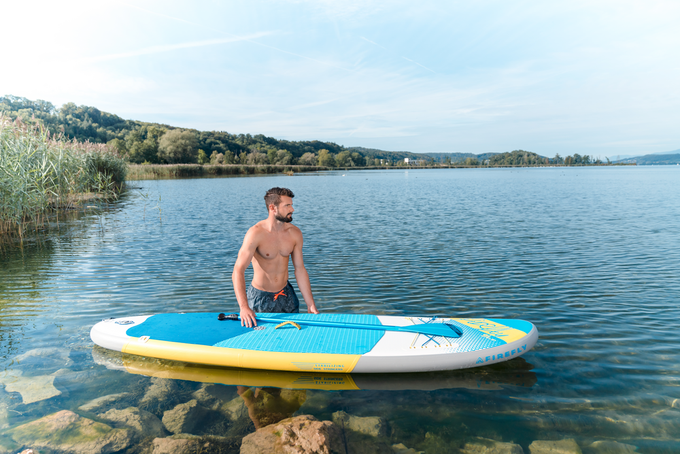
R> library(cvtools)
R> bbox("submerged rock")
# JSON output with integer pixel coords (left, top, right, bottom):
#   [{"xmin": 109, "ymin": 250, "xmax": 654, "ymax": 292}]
[
  {"xmin": 78, "ymin": 392, "xmax": 132, "ymax": 412},
  {"xmin": 332, "ymin": 410, "xmax": 387, "ymax": 437},
  {"xmin": 240, "ymin": 414, "xmax": 343, "ymax": 454},
  {"xmin": 0, "ymin": 433, "xmax": 20, "ymax": 454},
  {"xmin": 162, "ymin": 399, "xmax": 212, "ymax": 435},
  {"xmin": 194, "ymin": 384, "xmax": 252, "ymax": 424},
  {"xmin": 7, "ymin": 409, "xmax": 133, "ymax": 454},
  {"xmin": 152, "ymin": 435, "xmax": 200, "ymax": 454},
  {"xmin": 222, "ymin": 396, "xmax": 248, "ymax": 421},
  {"xmin": 152, "ymin": 433, "xmax": 238, "ymax": 454},
  {"xmin": 392, "ymin": 442, "xmax": 424, "ymax": 454},
  {"xmin": 13, "ymin": 347, "xmax": 73, "ymax": 370},
  {"xmin": 584, "ymin": 440, "xmax": 638, "ymax": 453},
  {"xmin": 298, "ymin": 390, "xmax": 335, "ymax": 413},
  {"xmin": 340, "ymin": 433, "xmax": 393, "ymax": 454},
  {"xmin": 0, "ymin": 402, "xmax": 9, "ymax": 430},
  {"xmin": 0, "ymin": 369, "xmax": 61, "ymax": 405},
  {"xmin": 599, "ymin": 410, "xmax": 680, "ymax": 438},
  {"xmin": 529, "ymin": 439, "xmax": 582, "ymax": 454},
  {"xmin": 192, "ymin": 383, "xmax": 237, "ymax": 410},
  {"xmin": 462, "ymin": 437, "xmax": 524, "ymax": 454},
  {"xmin": 99, "ymin": 406, "xmax": 166, "ymax": 439},
  {"xmin": 140, "ymin": 377, "xmax": 180, "ymax": 414}
]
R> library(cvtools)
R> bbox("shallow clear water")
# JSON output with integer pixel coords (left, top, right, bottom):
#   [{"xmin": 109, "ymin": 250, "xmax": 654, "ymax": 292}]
[{"xmin": 1, "ymin": 167, "xmax": 679, "ymax": 452}]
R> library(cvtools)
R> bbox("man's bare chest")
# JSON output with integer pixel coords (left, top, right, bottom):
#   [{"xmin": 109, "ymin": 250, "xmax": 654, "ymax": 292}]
[{"xmin": 255, "ymin": 236, "xmax": 295, "ymax": 260}]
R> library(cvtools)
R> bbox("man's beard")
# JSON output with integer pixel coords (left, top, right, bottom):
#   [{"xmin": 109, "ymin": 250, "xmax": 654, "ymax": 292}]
[{"xmin": 275, "ymin": 213, "xmax": 293, "ymax": 223}]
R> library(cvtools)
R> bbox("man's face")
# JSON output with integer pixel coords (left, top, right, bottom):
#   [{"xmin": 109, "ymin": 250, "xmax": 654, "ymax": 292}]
[{"xmin": 273, "ymin": 196, "xmax": 294, "ymax": 223}]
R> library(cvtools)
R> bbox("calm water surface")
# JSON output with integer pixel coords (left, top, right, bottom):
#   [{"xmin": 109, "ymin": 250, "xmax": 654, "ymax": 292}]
[{"xmin": 1, "ymin": 167, "xmax": 679, "ymax": 452}]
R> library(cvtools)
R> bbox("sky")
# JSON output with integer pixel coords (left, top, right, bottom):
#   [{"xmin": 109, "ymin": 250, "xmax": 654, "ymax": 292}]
[{"xmin": 2, "ymin": 0, "xmax": 679, "ymax": 159}]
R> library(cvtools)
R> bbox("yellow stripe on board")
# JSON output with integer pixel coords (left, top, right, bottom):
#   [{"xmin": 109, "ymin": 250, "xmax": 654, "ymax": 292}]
[
  {"xmin": 122, "ymin": 338, "xmax": 362, "ymax": 373},
  {"xmin": 453, "ymin": 319, "xmax": 527, "ymax": 344}
]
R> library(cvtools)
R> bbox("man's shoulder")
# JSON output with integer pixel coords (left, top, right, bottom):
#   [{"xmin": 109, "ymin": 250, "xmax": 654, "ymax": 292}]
[
  {"xmin": 285, "ymin": 223, "xmax": 303, "ymax": 237},
  {"xmin": 246, "ymin": 222, "xmax": 268, "ymax": 237}
]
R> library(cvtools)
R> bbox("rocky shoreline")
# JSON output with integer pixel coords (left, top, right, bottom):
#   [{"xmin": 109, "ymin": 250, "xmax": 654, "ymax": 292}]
[
  {"xmin": 1, "ymin": 400, "xmax": 639, "ymax": 454},
  {"xmin": 0, "ymin": 348, "xmax": 648, "ymax": 453},
  {"xmin": 1, "ymin": 381, "xmax": 639, "ymax": 454}
]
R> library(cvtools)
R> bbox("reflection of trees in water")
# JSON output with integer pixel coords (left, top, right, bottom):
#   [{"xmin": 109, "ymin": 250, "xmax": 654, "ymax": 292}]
[
  {"xmin": 1, "ymin": 186, "xmax": 133, "ymax": 250},
  {"xmin": 0, "ymin": 196, "xmax": 129, "ymax": 360},
  {"xmin": 0, "ymin": 240, "xmax": 58, "ymax": 360}
]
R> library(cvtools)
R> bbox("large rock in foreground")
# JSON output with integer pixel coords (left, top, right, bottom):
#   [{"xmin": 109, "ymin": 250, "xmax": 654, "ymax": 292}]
[
  {"xmin": 8, "ymin": 410, "xmax": 134, "ymax": 454},
  {"xmin": 240, "ymin": 414, "xmax": 343, "ymax": 454}
]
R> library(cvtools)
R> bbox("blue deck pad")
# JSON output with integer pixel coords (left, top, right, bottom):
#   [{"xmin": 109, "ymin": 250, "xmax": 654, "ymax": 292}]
[
  {"xmin": 126, "ymin": 313, "xmax": 253, "ymax": 346},
  {"xmin": 125, "ymin": 313, "xmax": 513, "ymax": 355},
  {"xmin": 213, "ymin": 313, "xmax": 385, "ymax": 355}
]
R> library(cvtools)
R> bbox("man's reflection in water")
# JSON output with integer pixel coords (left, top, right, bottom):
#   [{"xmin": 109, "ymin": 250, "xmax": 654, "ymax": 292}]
[{"xmin": 237, "ymin": 386, "xmax": 307, "ymax": 429}]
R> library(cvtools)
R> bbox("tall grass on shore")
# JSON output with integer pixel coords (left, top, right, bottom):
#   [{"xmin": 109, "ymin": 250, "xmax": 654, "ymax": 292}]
[
  {"xmin": 0, "ymin": 115, "xmax": 127, "ymax": 239},
  {"xmin": 127, "ymin": 164, "xmax": 332, "ymax": 180}
]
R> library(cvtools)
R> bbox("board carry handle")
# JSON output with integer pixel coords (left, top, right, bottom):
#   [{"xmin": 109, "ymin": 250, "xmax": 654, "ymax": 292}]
[
  {"xmin": 275, "ymin": 321, "xmax": 301, "ymax": 330},
  {"xmin": 217, "ymin": 313, "xmax": 462, "ymax": 338}
]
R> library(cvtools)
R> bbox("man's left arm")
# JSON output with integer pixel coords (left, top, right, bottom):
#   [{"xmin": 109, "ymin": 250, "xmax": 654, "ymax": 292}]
[{"xmin": 291, "ymin": 229, "xmax": 319, "ymax": 314}]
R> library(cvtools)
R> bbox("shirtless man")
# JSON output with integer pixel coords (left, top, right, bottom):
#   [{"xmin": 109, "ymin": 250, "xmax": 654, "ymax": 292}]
[{"xmin": 232, "ymin": 187, "xmax": 319, "ymax": 327}]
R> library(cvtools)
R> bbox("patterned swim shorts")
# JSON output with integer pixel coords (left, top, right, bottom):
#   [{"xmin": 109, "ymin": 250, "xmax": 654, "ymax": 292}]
[{"xmin": 246, "ymin": 281, "xmax": 300, "ymax": 313}]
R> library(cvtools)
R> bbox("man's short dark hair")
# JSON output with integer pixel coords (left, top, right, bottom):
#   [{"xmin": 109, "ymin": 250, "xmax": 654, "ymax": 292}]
[{"xmin": 264, "ymin": 187, "xmax": 294, "ymax": 210}]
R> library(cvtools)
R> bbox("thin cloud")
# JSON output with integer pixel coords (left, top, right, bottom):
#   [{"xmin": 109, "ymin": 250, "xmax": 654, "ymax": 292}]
[
  {"xmin": 120, "ymin": 1, "xmax": 355, "ymax": 73},
  {"xmin": 87, "ymin": 33, "xmax": 274, "ymax": 62},
  {"xmin": 361, "ymin": 36, "xmax": 437, "ymax": 74},
  {"xmin": 289, "ymin": 98, "xmax": 344, "ymax": 110},
  {"xmin": 273, "ymin": 0, "xmax": 396, "ymax": 21},
  {"xmin": 360, "ymin": 36, "xmax": 389, "ymax": 51},
  {"xmin": 401, "ymin": 56, "xmax": 436, "ymax": 74}
]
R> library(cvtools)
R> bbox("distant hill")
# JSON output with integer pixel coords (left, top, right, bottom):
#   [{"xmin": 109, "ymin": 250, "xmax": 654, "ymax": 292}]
[
  {"xmin": 346, "ymin": 149, "xmax": 501, "ymax": 164},
  {"xmin": 489, "ymin": 150, "xmax": 549, "ymax": 166},
  {"xmin": 616, "ymin": 152, "xmax": 680, "ymax": 165},
  {"xmin": 426, "ymin": 152, "xmax": 475, "ymax": 161},
  {"xmin": 345, "ymin": 146, "xmax": 425, "ymax": 161},
  {"xmin": 650, "ymin": 149, "xmax": 680, "ymax": 156},
  {"xmin": 476, "ymin": 152, "xmax": 500, "ymax": 161},
  {"xmin": 426, "ymin": 152, "xmax": 499, "ymax": 163}
]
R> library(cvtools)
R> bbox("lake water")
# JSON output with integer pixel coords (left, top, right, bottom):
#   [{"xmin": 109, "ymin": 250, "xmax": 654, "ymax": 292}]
[{"xmin": 1, "ymin": 167, "xmax": 679, "ymax": 453}]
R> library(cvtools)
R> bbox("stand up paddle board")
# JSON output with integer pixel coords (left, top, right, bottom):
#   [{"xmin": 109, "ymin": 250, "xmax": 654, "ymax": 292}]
[{"xmin": 90, "ymin": 312, "xmax": 538, "ymax": 373}]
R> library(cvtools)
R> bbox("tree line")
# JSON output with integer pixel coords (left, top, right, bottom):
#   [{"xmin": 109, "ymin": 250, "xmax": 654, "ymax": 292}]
[
  {"xmin": 1, "ymin": 96, "xmax": 611, "ymax": 168},
  {"xmin": 0, "ymin": 96, "xmax": 385, "ymax": 167},
  {"xmin": 487, "ymin": 150, "xmax": 604, "ymax": 166}
]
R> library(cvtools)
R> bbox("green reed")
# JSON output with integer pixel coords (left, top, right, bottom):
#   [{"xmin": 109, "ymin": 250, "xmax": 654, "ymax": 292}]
[
  {"xmin": 0, "ymin": 116, "xmax": 127, "ymax": 238},
  {"xmin": 127, "ymin": 164, "xmax": 332, "ymax": 180}
]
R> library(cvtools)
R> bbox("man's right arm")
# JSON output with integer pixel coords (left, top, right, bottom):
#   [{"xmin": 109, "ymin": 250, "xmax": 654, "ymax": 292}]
[{"xmin": 232, "ymin": 227, "xmax": 259, "ymax": 327}]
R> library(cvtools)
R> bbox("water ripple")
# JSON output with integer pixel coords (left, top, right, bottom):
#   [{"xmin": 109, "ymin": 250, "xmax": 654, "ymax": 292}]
[{"xmin": 1, "ymin": 167, "xmax": 679, "ymax": 450}]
